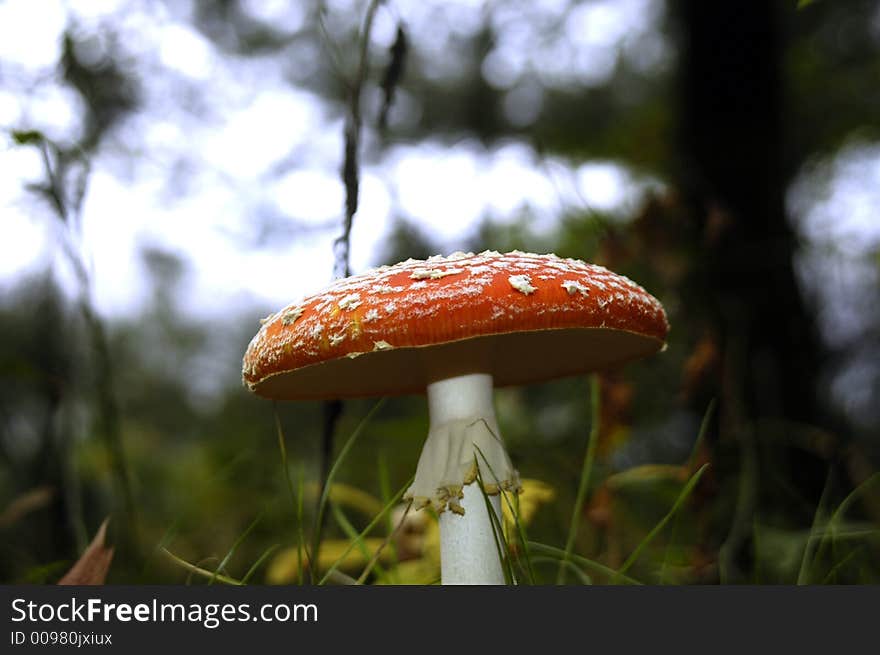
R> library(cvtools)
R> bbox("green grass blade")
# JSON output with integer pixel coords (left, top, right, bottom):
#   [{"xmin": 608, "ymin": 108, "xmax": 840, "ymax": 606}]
[
  {"xmin": 688, "ymin": 398, "xmax": 716, "ymax": 469},
  {"xmin": 806, "ymin": 471, "xmax": 880, "ymax": 583},
  {"xmin": 330, "ymin": 501, "xmax": 388, "ymax": 580},
  {"xmin": 209, "ymin": 512, "xmax": 263, "ymax": 585},
  {"xmin": 618, "ymin": 462, "xmax": 710, "ymax": 578},
  {"xmin": 718, "ymin": 425, "xmax": 758, "ymax": 584},
  {"xmin": 819, "ymin": 547, "xmax": 865, "ymax": 585},
  {"xmin": 147, "ymin": 448, "xmax": 253, "ymax": 578},
  {"xmin": 331, "ymin": 503, "xmax": 370, "ymax": 555},
  {"xmin": 528, "ymin": 541, "xmax": 641, "ymax": 584},
  {"xmin": 376, "ymin": 450, "xmax": 400, "ymax": 575},
  {"xmin": 189, "ymin": 557, "xmax": 221, "ymax": 585},
  {"xmin": 241, "ymin": 544, "xmax": 280, "ymax": 584},
  {"xmin": 797, "ymin": 471, "xmax": 833, "ymax": 585},
  {"xmin": 475, "ymin": 465, "xmax": 515, "ymax": 584},
  {"xmin": 829, "ymin": 473, "xmax": 880, "ymax": 522},
  {"xmin": 295, "ymin": 462, "xmax": 305, "ymax": 585},
  {"xmin": 161, "ymin": 548, "xmax": 242, "ymax": 585},
  {"xmin": 310, "ymin": 398, "xmax": 387, "ymax": 581},
  {"xmin": 356, "ymin": 501, "xmax": 412, "ymax": 584},
  {"xmin": 660, "ymin": 399, "xmax": 716, "ymax": 583},
  {"xmin": 813, "ymin": 527, "xmax": 880, "ymax": 540},
  {"xmin": 473, "ymin": 442, "xmax": 535, "ymax": 584},
  {"xmin": 377, "ymin": 451, "xmax": 393, "ymax": 528},
  {"xmin": 557, "ymin": 374, "xmax": 601, "ymax": 584},
  {"xmin": 812, "ymin": 472, "xmax": 880, "ymax": 573},
  {"xmin": 532, "ymin": 556, "xmax": 592, "ymax": 584},
  {"xmin": 274, "ymin": 404, "xmax": 312, "ymax": 583},
  {"xmin": 319, "ymin": 474, "xmax": 412, "ymax": 585}
]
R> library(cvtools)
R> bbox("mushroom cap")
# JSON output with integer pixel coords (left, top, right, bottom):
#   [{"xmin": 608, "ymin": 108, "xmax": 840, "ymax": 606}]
[{"xmin": 243, "ymin": 250, "xmax": 669, "ymax": 399}]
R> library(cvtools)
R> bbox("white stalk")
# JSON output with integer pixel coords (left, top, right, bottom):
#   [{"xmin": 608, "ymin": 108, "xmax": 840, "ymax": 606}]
[
  {"xmin": 407, "ymin": 372, "xmax": 517, "ymax": 585},
  {"xmin": 439, "ymin": 481, "xmax": 503, "ymax": 584}
]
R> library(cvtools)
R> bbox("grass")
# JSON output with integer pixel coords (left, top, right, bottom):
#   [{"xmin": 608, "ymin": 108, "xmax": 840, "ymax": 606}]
[
  {"xmin": 309, "ymin": 398, "xmax": 387, "ymax": 581},
  {"xmin": 318, "ymin": 476, "xmax": 412, "ymax": 585},
  {"xmin": 659, "ymin": 399, "xmax": 716, "ymax": 583},
  {"xmin": 616, "ymin": 463, "xmax": 710, "ymax": 578},
  {"xmin": 158, "ymin": 391, "xmax": 878, "ymax": 586},
  {"xmin": 475, "ymin": 466, "xmax": 516, "ymax": 584},
  {"xmin": 474, "ymin": 441, "xmax": 535, "ymax": 583},
  {"xmin": 273, "ymin": 405, "xmax": 308, "ymax": 585},
  {"xmin": 557, "ymin": 374, "xmax": 601, "ymax": 584},
  {"xmin": 799, "ymin": 472, "xmax": 880, "ymax": 584}
]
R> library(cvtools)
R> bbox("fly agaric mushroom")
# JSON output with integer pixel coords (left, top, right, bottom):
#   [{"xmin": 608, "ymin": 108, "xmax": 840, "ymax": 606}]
[{"xmin": 242, "ymin": 250, "xmax": 668, "ymax": 584}]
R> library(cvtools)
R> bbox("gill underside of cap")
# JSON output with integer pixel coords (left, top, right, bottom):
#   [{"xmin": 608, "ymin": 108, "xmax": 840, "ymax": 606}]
[{"xmin": 247, "ymin": 325, "xmax": 664, "ymax": 399}]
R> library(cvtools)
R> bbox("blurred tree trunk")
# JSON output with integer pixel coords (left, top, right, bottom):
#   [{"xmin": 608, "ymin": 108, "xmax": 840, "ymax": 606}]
[{"xmin": 676, "ymin": 1, "xmax": 831, "ymax": 578}]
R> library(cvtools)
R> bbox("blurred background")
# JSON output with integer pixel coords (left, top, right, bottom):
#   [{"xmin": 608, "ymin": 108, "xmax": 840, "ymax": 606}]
[{"xmin": 1, "ymin": 0, "xmax": 879, "ymax": 584}]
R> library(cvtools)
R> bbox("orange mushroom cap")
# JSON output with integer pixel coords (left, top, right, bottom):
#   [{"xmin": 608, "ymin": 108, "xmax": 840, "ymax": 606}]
[{"xmin": 242, "ymin": 250, "xmax": 669, "ymax": 399}]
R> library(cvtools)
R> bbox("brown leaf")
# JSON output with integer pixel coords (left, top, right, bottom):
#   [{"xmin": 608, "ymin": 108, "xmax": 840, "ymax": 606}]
[
  {"xmin": 680, "ymin": 331, "xmax": 720, "ymax": 401},
  {"xmin": 0, "ymin": 486, "xmax": 54, "ymax": 528},
  {"xmin": 597, "ymin": 372, "xmax": 634, "ymax": 457},
  {"xmin": 586, "ymin": 484, "xmax": 613, "ymax": 529},
  {"xmin": 58, "ymin": 518, "xmax": 114, "ymax": 585}
]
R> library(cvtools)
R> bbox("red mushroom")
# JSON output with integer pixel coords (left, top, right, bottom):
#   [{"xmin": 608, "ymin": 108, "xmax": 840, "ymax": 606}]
[{"xmin": 243, "ymin": 250, "xmax": 668, "ymax": 584}]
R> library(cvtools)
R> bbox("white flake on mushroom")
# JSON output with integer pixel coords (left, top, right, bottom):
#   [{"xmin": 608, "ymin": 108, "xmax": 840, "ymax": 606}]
[
  {"xmin": 445, "ymin": 251, "xmax": 473, "ymax": 261},
  {"xmin": 338, "ymin": 293, "xmax": 362, "ymax": 311},
  {"xmin": 409, "ymin": 267, "xmax": 465, "ymax": 280},
  {"xmin": 508, "ymin": 274, "xmax": 537, "ymax": 295},
  {"xmin": 281, "ymin": 307, "xmax": 305, "ymax": 325},
  {"xmin": 490, "ymin": 306, "xmax": 508, "ymax": 320},
  {"xmin": 561, "ymin": 280, "xmax": 590, "ymax": 296},
  {"xmin": 373, "ymin": 284, "xmax": 404, "ymax": 294},
  {"xmin": 313, "ymin": 298, "xmax": 334, "ymax": 312}
]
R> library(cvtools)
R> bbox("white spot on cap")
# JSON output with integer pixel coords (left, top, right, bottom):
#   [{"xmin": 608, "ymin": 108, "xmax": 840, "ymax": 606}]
[
  {"xmin": 374, "ymin": 284, "xmax": 404, "ymax": 294},
  {"xmin": 508, "ymin": 275, "xmax": 537, "ymax": 295},
  {"xmin": 561, "ymin": 280, "xmax": 589, "ymax": 296},
  {"xmin": 409, "ymin": 267, "xmax": 465, "ymax": 280},
  {"xmin": 281, "ymin": 307, "xmax": 304, "ymax": 325},
  {"xmin": 363, "ymin": 309, "xmax": 380, "ymax": 322},
  {"xmin": 373, "ymin": 340, "xmax": 393, "ymax": 351},
  {"xmin": 338, "ymin": 294, "xmax": 362, "ymax": 310}
]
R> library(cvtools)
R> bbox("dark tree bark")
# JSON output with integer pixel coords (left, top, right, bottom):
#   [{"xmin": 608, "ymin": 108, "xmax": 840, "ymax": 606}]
[
  {"xmin": 677, "ymin": 0, "xmax": 828, "ymax": 425},
  {"xmin": 676, "ymin": 0, "xmax": 834, "ymax": 579}
]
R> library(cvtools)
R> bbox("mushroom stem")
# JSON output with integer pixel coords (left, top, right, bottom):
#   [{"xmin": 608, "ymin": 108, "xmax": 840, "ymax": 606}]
[
  {"xmin": 418, "ymin": 372, "xmax": 514, "ymax": 584},
  {"xmin": 439, "ymin": 481, "xmax": 504, "ymax": 585}
]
